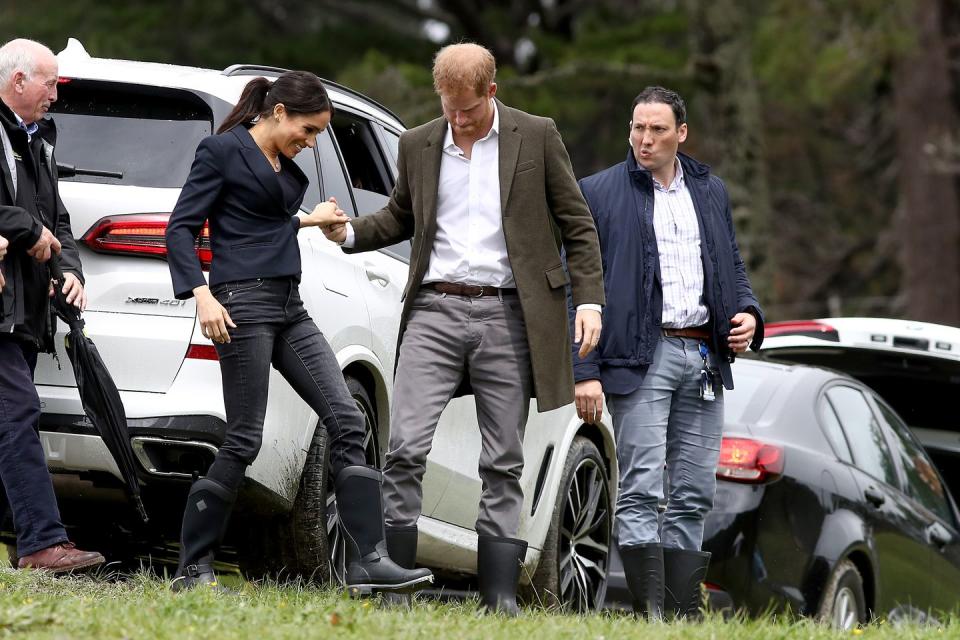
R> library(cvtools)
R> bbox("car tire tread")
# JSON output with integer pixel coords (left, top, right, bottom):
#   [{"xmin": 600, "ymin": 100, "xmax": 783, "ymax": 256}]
[{"xmin": 816, "ymin": 559, "xmax": 867, "ymax": 629}]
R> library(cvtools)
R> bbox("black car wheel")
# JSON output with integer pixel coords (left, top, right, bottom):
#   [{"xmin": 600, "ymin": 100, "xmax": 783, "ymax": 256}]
[
  {"xmin": 238, "ymin": 376, "xmax": 379, "ymax": 584},
  {"xmin": 817, "ymin": 560, "xmax": 867, "ymax": 630},
  {"xmin": 525, "ymin": 436, "xmax": 611, "ymax": 611}
]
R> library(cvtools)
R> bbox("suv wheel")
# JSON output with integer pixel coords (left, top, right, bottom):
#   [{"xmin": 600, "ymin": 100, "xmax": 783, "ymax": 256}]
[
  {"xmin": 524, "ymin": 436, "xmax": 611, "ymax": 611},
  {"xmin": 238, "ymin": 376, "xmax": 379, "ymax": 584},
  {"xmin": 817, "ymin": 559, "xmax": 867, "ymax": 630}
]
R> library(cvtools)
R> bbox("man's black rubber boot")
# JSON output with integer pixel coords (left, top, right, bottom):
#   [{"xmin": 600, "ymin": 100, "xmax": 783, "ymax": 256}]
[
  {"xmin": 663, "ymin": 547, "xmax": 711, "ymax": 620},
  {"xmin": 477, "ymin": 535, "xmax": 528, "ymax": 617},
  {"xmin": 336, "ymin": 466, "xmax": 433, "ymax": 596},
  {"xmin": 620, "ymin": 543, "xmax": 665, "ymax": 620},
  {"xmin": 382, "ymin": 525, "xmax": 420, "ymax": 606}
]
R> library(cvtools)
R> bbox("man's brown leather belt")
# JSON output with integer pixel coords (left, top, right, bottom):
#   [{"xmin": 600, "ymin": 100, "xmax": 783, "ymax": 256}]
[
  {"xmin": 662, "ymin": 326, "xmax": 711, "ymax": 340},
  {"xmin": 423, "ymin": 282, "xmax": 517, "ymax": 297}
]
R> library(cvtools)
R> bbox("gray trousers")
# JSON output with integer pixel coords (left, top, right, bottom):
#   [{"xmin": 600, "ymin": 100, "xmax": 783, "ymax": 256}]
[
  {"xmin": 608, "ymin": 334, "xmax": 724, "ymax": 550},
  {"xmin": 382, "ymin": 288, "xmax": 532, "ymax": 537}
]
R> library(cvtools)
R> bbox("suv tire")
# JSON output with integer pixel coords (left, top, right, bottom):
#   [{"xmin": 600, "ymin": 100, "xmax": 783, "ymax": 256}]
[
  {"xmin": 238, "ymin": 376, "xmax": 379, "ymax": 584},
  {"xmin": 523, "ymin": 436, "xmax": 611, "ymax": 611}
]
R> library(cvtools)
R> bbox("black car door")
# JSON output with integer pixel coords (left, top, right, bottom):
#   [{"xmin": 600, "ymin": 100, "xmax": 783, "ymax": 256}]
[
  {"xmin": 824, "ymin": 384, "xmax": 931, "ymax": 616},
  {"xmin": 873, "ymin": 398, "xmax": 960, "ymax": 617}
]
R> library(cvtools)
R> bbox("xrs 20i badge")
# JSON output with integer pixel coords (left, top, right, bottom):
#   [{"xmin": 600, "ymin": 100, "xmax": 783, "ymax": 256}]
[{"xmin": 126, "ymin": 297, "xmax": 185, "ymax": 306}]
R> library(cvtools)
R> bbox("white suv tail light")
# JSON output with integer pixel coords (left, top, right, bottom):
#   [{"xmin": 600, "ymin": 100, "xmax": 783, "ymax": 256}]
[{"xmin": 82, "ymin": 213, "xmax": 211, "ymax": 270}]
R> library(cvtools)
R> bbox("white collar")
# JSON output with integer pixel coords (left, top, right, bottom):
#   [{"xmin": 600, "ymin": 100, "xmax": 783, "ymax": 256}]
[
  {"xmin": 443, "ymin": 99, "xmax": 500, "ymax": 151},
  {"xmin": 654, "ymin": 157, "xmax": 684, "ymax": 192}
]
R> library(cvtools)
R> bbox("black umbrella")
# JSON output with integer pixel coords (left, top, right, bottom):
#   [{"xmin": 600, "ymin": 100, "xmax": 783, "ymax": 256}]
[{"xmin": 49, "ymin": 256, "xmax": 149, "ymax": 523}]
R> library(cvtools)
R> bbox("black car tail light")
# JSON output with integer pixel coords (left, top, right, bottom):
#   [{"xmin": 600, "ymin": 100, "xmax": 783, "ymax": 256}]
[
  {"xmin": 82, "ymin": 214, "xmax": 212, "ymax": 270},
  {"xmin": 765, "ymin": 320, "xmax": 839, "ymax": 341},
  {"xmin": 716, "ymin": 437, "xmax": 784, "ymax": 483}
]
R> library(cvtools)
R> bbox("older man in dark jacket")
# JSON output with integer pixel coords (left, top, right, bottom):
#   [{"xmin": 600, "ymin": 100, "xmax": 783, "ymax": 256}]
[
  {"xmin": 0, "ymin": 38, "xmax": 104, "ymax": 573},
  {"xmin": 573, "ymin": 86, "xmax": 763, "ymax": 619}
]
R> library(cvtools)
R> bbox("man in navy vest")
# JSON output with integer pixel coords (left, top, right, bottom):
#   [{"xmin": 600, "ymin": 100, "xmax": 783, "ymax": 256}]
[
  {"xmin": 0, "ymin": 38, "xmax": 104, "ymax": 573},
  {"xmin": 573, "ymin": 86, "xmax": 763, "ymax": 618}
]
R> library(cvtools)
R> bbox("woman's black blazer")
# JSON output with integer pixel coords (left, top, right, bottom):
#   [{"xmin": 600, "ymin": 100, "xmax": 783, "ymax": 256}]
[{"xmin": 166, "ymin": 125, "xmax": 308, "ymax": 300}]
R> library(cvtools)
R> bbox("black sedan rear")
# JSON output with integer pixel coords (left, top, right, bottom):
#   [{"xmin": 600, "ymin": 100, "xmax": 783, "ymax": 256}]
[{"xmin": 701, "ymin": 358, "xmax": 960, "ymax": 627}]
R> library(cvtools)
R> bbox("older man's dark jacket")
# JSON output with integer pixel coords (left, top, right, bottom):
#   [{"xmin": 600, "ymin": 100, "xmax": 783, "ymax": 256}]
[
  {"xmin": 572, "ymin": 150, "xmax": 763, "ymax": 392},
  {"xmin": 0, "ymin": 101, "xmax": 83, "ymax": 351}
]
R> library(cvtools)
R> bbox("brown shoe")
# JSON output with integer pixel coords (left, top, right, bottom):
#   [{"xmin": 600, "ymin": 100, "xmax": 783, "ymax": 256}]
[{"xmin": 17, "ymin": 542, "xmax": 105, "ymax": 574}]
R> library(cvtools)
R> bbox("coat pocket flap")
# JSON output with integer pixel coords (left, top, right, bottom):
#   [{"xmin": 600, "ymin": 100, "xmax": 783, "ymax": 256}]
[
  {"xmin": 545, "ymin": 264, "xmax": 570, "ymax": 289},
  {"xmin": 515, "ymin": 160, "xmax": 537, "ymax": 174}
]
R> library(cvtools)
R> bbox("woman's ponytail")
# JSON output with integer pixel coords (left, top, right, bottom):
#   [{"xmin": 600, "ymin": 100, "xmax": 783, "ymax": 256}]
[
  {"xmin": 217, "ymin": 76, "xmax": 272, "ymax": 134},
  {"xmin": 215, "ymin": 71, "xmax": 333, "ymax": 135}
]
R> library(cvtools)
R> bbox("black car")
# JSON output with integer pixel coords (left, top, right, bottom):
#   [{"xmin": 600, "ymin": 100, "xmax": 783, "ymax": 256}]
[{"xmin": 700, "ymin": 357, "xmax": 960, "ymax": 627}]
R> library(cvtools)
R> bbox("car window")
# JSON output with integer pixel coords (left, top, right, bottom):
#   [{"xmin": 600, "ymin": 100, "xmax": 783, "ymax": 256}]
[
  {"xmin": 379, "ymin": 126, "xmax": 400, "ymax": 167},
  {"xmin": 719, "ymin": 367, "xmax": 770, "ymax": 424},
  {"xmin": 50, "ymin": 80, "xmax": 215, "ymax": 188},
  {"xmin": 293, "ymin": 147, "xmax": 323, "ymax": 212},
  {"xmin": 876, "ymin": 400, "xmax": 955, "ymax": 524},
  {"xmin": 329, "ymin": 112, "xmax": 410, "ymax": 261},
  {"xmin": 331, "ymin": 113, "xmax": 392, "ymax": 202},
  {"xmin": 818, "ymin": 398, "xmax": 854, "ymax": 464},
  {"xmin": 825, "ymin": 385, "xmax": 898, "ymax": 486},
  {"xmin": 316, "ymin": 128, "xmax": 355, "ymax": 215},
  {"xmin": 762, "ymin": 346, "xmax": 957, "ymax": 433}
]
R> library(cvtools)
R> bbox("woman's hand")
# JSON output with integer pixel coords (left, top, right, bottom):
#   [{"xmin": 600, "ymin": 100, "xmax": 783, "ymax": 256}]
[
  {"xmin": 301, "ymin": 197, "xmax": 348, "ymax": 230},
  {"xmin": 193, "ymin": 285, "xmax": 236, "ymax": 344}
]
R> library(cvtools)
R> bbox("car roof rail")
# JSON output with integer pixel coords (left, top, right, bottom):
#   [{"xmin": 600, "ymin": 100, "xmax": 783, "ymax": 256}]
[
  {"xmin": 221, "ymin": 63, "xmax": 287, "ymax": 78},
  {"xmin": 221, "ymin": 64, "xmax": 404, "ymax": 126}
]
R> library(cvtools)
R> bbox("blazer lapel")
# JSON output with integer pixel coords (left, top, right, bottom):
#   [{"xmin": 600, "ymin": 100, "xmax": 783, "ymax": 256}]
[
  {"xmin": 420, "ymin": 118, "xmax": 445, "ymax": 233},
  {"xmin": 232, "ymin": 127, "xmax": 286, "ymax": 215},
  {"xmin": 496, "ymin": 100, "xmax": 521, "ymax": 216}
]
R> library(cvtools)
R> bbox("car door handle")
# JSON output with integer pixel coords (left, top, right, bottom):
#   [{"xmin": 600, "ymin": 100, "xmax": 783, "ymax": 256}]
[
  {"xmin": 364, "ymin": 263, "xmax": 390, "ymax": 286},
  {"xmin": 864, "ymin": 487, "xmax": 885, "ymax": 507},
  {"xmin": 927, "ymin": 523, "xmax": 954, "ymax": 548}
]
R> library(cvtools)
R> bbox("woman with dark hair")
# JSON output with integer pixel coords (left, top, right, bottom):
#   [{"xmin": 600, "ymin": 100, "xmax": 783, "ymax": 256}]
[{"xmin": 165, "ymin": 70, "xmax": 433, "ymax": 594}]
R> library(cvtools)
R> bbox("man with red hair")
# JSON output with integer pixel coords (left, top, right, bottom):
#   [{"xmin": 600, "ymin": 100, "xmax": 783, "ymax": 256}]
[{"xmin": 321, "ymin": 43, "xmax": 604, "ymax": 614}]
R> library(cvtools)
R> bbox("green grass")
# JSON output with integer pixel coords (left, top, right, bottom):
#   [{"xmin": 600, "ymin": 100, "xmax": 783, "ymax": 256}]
[{"xmin": 0, "ymin": 568, "xmax": 954, "ymax": 640}]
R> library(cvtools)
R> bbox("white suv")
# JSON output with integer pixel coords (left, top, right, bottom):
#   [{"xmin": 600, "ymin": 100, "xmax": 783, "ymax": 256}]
[
  {"xmin": 12, "ymin": 39, "xmax": 617, "ymax": 610},
  {"xmin": 759, "ymin": 317, "xmax": 960, "ymax": 498}
]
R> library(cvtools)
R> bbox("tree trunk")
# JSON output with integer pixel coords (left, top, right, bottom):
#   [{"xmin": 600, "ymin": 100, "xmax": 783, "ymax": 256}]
[
  {"xmin": 683, "ymin": 0, "xmax": 774, "ymax": 308},
  {"xmin": 894, "ymin": 0, "xmax": 960, "ymax": 324}
]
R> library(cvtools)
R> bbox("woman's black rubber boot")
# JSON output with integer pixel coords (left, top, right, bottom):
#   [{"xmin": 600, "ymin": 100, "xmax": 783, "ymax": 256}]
[
  {"xmin": 171, "ymin": 477, "xmax": 237, "ymax": 593},
  {"xmin": 335, "ymin": 466, "xmax": 433, "ymax": 596}
]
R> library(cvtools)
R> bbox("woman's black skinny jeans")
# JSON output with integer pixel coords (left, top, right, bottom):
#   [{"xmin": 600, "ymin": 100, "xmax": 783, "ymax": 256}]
[{"xmin": 205, "ymin": 276, "xmax": 366, "ymax": 490}]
